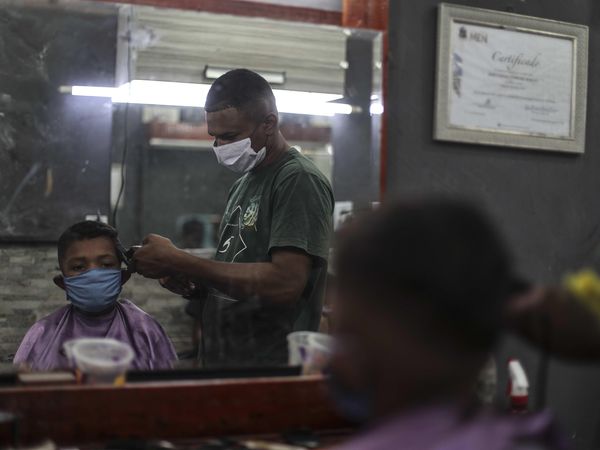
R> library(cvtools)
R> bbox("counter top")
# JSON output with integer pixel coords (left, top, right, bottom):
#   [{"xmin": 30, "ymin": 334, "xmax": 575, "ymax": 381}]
[{"xmin": 0, "ymin": 375, "xmax": 350, "ymax": 446}]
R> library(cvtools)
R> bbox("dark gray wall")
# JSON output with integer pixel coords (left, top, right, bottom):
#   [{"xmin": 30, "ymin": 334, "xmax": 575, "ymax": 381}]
[{"xmin": 387, "ymin": 1, "xmax": 600, "ymax": 449}]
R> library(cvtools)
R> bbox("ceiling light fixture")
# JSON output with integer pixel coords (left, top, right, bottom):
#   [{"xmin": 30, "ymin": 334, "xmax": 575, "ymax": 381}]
[
  {"xmin": 204, "ymin": 66, "xmax": 286, "ymax": 85},
  {"xmin": 65, "ymin": 80, "xmax": 353, "ymax": 117}
]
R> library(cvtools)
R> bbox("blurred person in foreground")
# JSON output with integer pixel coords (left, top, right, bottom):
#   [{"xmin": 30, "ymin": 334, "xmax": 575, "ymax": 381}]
[
  {"xmin": 330, "ymin": 199, "xmax": 567, "ymax": 450},
  {"xmin": 14, "ymin": 221, "xmax": 177, "ymax": 371}
]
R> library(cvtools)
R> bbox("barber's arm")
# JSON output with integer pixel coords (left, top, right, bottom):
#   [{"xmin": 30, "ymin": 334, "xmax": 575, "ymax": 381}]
[
  {"xmin": 506, "ymin": 282, "xmax": 600, "ymax": 361},
  {"xmin": 134, "ymin": 234, "xmax": 311, "ymax": 305}
]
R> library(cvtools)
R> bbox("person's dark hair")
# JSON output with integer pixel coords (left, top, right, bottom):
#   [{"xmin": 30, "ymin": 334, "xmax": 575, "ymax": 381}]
[
  {"xmin": 204, "ymin": 69, "xmax": 277, "ymax": 122},
  {"xmin": 57, "ymin": 221, "xmax": 121, "ymax": 267},
  {"xmin": 336, "ymin": 198, "xmax": 513, "ymax": 353}
]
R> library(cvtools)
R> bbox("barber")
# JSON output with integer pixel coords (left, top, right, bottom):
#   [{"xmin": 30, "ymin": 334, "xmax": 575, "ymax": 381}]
[{"xmin": 133, "ymin": 69, "xmax": 334, "ymax": 367}]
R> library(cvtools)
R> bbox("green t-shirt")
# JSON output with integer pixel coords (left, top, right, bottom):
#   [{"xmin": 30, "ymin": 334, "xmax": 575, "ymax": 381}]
[{"xmin": 202, "ymin": 148, "xmax": 334, "ymax": 367}]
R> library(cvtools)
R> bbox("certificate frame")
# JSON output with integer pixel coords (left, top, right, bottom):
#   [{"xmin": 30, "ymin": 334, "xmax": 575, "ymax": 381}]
[{"xmin": 434, "ymin": 3, "xmax": 589, "ymax": 154}]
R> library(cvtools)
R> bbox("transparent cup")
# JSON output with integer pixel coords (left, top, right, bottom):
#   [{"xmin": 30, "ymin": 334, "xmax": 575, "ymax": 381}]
[
  {"xmin": 287, "ymin": 331, "xmax": 334, "ymax": 375},
  {"xmin": 62, "ymin": 339, "xmax": 78, "ymax": 369},
  {"xmin": 71, "ymin": 338, "xmax": 134, "ymax": 386}
]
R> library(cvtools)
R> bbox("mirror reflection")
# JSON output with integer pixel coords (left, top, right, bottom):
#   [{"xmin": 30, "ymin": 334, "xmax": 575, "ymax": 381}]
[{"xmin": 0, "ymin": 0, "xmax": 382, "ymax": 372}]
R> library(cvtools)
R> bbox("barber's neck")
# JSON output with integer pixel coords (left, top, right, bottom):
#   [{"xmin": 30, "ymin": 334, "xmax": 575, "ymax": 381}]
[{"xmin": 256, "ymin": 131, "xmax": 289, "ymax": 170}]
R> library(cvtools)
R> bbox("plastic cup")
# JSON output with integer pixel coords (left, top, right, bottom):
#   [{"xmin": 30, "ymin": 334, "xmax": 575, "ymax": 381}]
[
  {"xmin": 71, "ymin": 338, "xmax": 134, "ymax": 386},
  {"xmin": 287, "ymin": 331, "xmax": 334, "ymax": 375},
  {"xmin": 62, "ymin": 339, "xmax": 79, "ymax": 369},
  {"xmin": 303, "ymin": 333, "xmax": 334, "ymax": 375},
  {"xmin": 287, "ymin": 331, "xmax": 316, "ymax": 366}
]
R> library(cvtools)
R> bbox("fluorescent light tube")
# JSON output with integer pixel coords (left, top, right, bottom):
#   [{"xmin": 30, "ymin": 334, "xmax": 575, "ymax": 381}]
[
  {"xmin": 112, "ymin": 80, "xmax": 211, "ymax": 108},
  {"xmin": 71, "ymin": 86, "xmax": 119, "ymax": 97},
  {"xmin": 204, "ymin": 66, "xmax": 286, "ymax": 85},
  {"xmin": 67, "ymin": 80, "xmax": 352, "ymax": 116}
]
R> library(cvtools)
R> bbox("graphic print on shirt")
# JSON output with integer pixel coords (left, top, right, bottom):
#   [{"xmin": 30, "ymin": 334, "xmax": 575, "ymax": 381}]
[
  {"xmin": 242, "ymin": 195, "xmax": 261, "ymax": 229},
  {"xmin": 217, "ymin": 205, "xmax": 247, "ymax": 262}
]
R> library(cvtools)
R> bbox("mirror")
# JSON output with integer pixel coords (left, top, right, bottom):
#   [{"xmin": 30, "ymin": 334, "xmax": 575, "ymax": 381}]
[{"xmin": 0, "ymin": 0, "xmax": 382, "ymax": 372}]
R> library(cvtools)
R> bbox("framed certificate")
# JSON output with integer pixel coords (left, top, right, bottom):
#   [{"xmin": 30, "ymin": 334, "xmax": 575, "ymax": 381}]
[{"xmin": 434, "ymin": 4, "xmax": 589, "ymax": 153}]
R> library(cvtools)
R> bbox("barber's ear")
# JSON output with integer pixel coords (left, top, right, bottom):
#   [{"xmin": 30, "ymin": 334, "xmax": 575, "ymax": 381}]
[
  {"xmin": 53, "ymin": 275, "xmax": 66, "ymax": 290},
  {"xmin": 121, "ymin": 269, "xmax": 132, "ymax": 285},
  {"xmin": 264, "ymin": 112, "xmax": 278, "ymax": 136}
]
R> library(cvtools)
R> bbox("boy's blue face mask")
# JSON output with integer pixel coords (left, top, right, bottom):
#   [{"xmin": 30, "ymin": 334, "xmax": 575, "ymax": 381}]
[{"xmin": 63, "ymin": 269, "xmax": 122, "ymax": 314}]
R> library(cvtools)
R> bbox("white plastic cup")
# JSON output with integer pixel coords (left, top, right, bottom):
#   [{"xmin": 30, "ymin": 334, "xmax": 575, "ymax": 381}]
[
  {"xmin": 287, "ymin": 331, "xmax": 313, "ymax": 366},
  {"xmin": 303, "ymin": 333, "xmax": 334, "ymax": 375},
  {"xmin": 71, "ymin": 338, "xmax": 134, "ymax": 385},
  {"xmin": 287, "ymin": 331, "xmax": 334, "ymax": 374},
  {"xmin": 62, "ymin": 339, "xmax": 79, "ymax": 369}
]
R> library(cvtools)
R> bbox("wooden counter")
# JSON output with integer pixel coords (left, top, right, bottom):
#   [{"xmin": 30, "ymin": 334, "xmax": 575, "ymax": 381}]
[{"xmin": 0, "ymin": 375, "xmax": 350, "ymax": 446}]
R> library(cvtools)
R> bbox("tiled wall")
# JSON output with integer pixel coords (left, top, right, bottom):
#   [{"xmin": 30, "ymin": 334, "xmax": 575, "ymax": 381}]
[{"xmin": 0, "ymin": 245, "xmax": 193, "ymax": 363}]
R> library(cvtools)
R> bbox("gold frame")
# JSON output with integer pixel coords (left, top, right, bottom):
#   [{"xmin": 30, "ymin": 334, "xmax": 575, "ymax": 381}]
[{"xmin": 434, "ymin": 3, "xmax": 589, "ymax": 154}]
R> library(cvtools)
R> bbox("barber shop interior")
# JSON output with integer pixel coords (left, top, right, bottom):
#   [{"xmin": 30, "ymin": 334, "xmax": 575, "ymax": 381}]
[{"xmin": 0, "ymin": 0, "xmax": 599, "ymax": 449}]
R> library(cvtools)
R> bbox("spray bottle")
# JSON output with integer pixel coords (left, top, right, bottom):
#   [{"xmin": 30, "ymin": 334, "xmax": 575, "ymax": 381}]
[{"xmin": 507, "ymin": 359, "xmax": 529, "ymax": 413}]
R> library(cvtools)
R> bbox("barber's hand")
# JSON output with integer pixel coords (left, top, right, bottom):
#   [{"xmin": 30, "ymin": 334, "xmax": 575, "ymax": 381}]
[{"xmin": 133, "ymin": 234, "xmax": 182, "ymax": 279}]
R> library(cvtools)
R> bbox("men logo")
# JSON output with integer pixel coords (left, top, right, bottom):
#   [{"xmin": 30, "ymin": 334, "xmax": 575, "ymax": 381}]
[
  {"xmin": 458, "ymin": 26, "xmax": 488, "ymax": 44},
  {"xmin": 469, "ymin": 31, "xmax": 488, "ymax": 43},
  {"xmin": 243, "ymin": 196, "xmax": 260, "ymax": 228}
]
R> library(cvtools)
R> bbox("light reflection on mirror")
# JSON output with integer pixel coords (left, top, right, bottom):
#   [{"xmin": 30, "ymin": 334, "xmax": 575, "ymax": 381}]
[{"xmin": 0, "ymin": 0, "xmax": 382, "ymax": 373}]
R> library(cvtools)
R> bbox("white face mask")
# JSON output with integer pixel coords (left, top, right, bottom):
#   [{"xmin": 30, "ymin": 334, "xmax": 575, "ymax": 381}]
[{"xmin": 213, "ymin": 138, "xmax": 266, "ymax": 173}]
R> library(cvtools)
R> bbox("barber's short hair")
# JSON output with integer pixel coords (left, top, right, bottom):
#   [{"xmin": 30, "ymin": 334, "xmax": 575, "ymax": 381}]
[
  {"xmin": 204, "ymin": 69, "xmax": 277, "ymax": 122},
  {"xmin": 336, "ymin": 198, "xmax": 513, "ymax": 352},
  {"xmin": 57, "ymin": 221, "xmax": 121, "ymax": 267}
]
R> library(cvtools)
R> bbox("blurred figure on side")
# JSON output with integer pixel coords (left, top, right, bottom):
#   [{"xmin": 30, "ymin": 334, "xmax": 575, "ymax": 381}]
[{"xmin": 330, "ymin": 199, "xmax": 566, "ymax": 450}]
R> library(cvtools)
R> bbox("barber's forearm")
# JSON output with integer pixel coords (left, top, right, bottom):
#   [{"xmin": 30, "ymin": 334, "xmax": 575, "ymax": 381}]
[
  {"xmin": 171, "ymin": 250, "xmax": 300, "ymax": 304},
  {"xmin": 509, "ymin": 288, "xmax": 600, "ymax": 361}
]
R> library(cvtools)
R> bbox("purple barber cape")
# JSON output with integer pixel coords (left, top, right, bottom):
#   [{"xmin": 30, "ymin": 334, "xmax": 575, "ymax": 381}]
[
  {"xmin": 14, "ymin": 299, "xmax": 177, "ymax": 371},
  {"xmin": 334, "ymin": 405, "xmax": 567, "ymax": 450}
]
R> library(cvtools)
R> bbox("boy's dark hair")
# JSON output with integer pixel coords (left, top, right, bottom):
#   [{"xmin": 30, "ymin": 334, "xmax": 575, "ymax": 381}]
[
  {"xmin": 205, "ymin": 68, "xmax": 277, "ymax": 122},
  {"xmin": 336, "ymin": 198, "xmax": 513, "ymax": 353},
  {"xmin": 57, "ymin": 221, "xmax": 121, "ymax": 267}
]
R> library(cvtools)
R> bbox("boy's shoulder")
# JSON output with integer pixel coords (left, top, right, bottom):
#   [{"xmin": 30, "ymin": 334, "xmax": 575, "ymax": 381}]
[
  {"xmin": 32, "ymin": 304, "xmax": 72, "ymax": 329},
  {"xmin": 117, "ymin": 299, "xmax": 168, "ymax": 334}
]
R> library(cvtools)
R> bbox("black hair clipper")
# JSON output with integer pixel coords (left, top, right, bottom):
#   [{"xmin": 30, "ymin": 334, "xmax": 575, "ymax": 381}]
[{"xmin": 117, "ymin": 243, "xmax": 142, "ymax": 272}]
